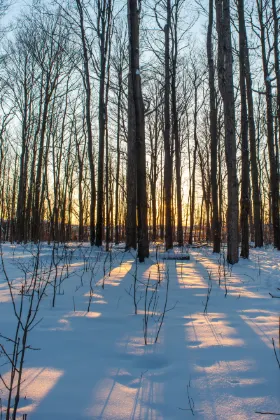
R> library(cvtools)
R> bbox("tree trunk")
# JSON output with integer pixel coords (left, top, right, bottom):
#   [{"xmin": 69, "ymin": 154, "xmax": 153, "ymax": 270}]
[
  {"xmin": 257, "ymin": 0, "xmax": 280, "ymax": 249},
  {"xmin": 76, "ymin": 0, "xmax": 96, "ymax": 245},
  {"xmin": 115, "ymin": 69, "xmax": 122, "ymax": 245},
  {"xmin": 244, "ymin": 17, "xmax": 263, "ymax": 247},
  {"xmin": 171, "ymin": 3, "xmax": 183, "ymax": 247},
  {"xmin": 164, "ymin": 0, "xmax": 173, "ymax": 250},
  {"xmin": 238, "ymin": 0, "xmax": 250, "ymax": 258},
  {"xmin": 128, "ymin": 0, "xmax": 149, "ymax": 261},
  {"xmin": 207, "ymin": 0, "xmax": 220, "ymax": 253},
  {"xmin": 216, "ymin": 0, "xmax": 239, "ymax": 264},
  {"xmin": 125, "ymin": 67, "xmax": 137, "ymax": 249}
]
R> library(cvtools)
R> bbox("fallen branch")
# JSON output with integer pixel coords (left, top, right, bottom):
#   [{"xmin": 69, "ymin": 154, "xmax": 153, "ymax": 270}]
[
  {"xmin": 269, "ymin": 293, "xmax": 280, "ymax": 298},
  {"xmin": 255, "ymin": 412, "xmax": 280, "ymax": 416}
]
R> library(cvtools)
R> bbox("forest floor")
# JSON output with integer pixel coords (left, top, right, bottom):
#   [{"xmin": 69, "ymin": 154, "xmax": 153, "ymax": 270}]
[{"xmin": 0, "ymin": 243, "xmax": 279, "ymax": 419}]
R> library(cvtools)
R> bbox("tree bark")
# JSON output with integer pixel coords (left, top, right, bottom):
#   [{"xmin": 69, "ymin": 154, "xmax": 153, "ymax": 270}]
[
  {"xmin": 216, "ymin": 0, "xmax": 239, "ymax": 264},
  {"xmin": 238, "ymin": 0, "xmax": 250, "ymax": 258},
  {"xmin": 244, "ymin": 16, "xmax": 263, "ymax": 247},
  {"xmin": 76, "ymin": 0, "xmax": 96, "ymax": 245},
  {"xmin": 207, "ymin": 0, "xmax": 220, "ymax": 253},
  {"xmin": 171, "ymin": 1, "xmax": 183, "ymax": 247},
  {"xmin": 257, "ymin": 0, "xmax": 280, "ymax": 249},
  {"xmin": 128, "ymin": 0, "xmax": 149, "ymax": 261},
  {"xmin": 164, "ymin": 0, "xmax": 173, "ymax": 250}
]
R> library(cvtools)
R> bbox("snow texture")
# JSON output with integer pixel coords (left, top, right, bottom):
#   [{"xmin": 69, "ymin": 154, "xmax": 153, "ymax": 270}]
[{"xmin": 0, "ymin": 243, "xmax": 279, "ymax": 419}]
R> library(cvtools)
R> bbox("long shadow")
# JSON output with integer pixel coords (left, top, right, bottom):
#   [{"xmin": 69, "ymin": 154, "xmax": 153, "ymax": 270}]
[
  {"xmin": 5, "ymin": 251, "xmax": 280, "ymax": 419},
  {"xmin": 17, "ymin": 252, "xmax": 142, "ymax": 419},
  {"xmin": 160, "ymin": 254, "xmax": 280, "ymax": 419}
]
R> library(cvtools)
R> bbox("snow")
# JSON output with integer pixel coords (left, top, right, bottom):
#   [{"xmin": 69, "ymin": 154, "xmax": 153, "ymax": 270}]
[{"xmin": 0, "ymin": 243, "xmax": 279, "ymax": 419}]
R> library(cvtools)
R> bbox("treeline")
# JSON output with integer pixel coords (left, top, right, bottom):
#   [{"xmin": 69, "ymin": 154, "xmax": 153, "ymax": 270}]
[{"xmin": 0, "ymin": 0, "xmax": 279, "ymax": 263}]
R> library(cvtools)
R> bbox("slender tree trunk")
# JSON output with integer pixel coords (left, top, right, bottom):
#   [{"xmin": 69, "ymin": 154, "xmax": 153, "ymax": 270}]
[
  {"xmin": 76, "ymin": 0, "xmax": 96, "ymax": 245},
  {"xmin": 238, "ymin": 0, "xmax": 250, "ymax": 258},
  {"xmin": 171, "ymin": 3, "xmax": 183, "ymax": 247},
  {"xmin": 115, "ymin": 70, "xmax": 122, "ymax": 245},
  {"xmin": 216, "ymin": 0, "xmax": 239, "ymax": 263},
  {"xmin": 208, "ymin": 0, "xmax": 220, "ymax": 253},
  {"xmin": 272, "ymin": 0, "xmax": 280, "ymax": 147},
  {"xmin": 243, "ymin": 21, "xmax": 263, "ymax": 247},
  {"xmin": 164, "ymin": 0, "xmax": 173, "ymax": 250},
  {"xmin": 32, "ymin": 74, "xmax": 50, "ymax": 242},
  {"xmin": 125, "ymin": 16, "xmax": 137, "ymax": 250},
  {"xmin": 96, "ymin": 4, "xmax": 106, "ymax": 247},
  {"xmin": 257, "ymin": 0, "xmax": 280, "ymax": 249},
  {"xmin": 189, "ymin": 81, "xmax": 199, "ymax": 245},
  {"xmin": 128, "ymin": 0, "xmax": 149, "ymax": 261}
]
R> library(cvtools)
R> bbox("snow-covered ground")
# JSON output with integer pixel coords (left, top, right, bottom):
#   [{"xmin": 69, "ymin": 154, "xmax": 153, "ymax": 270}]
[{"xmin": 0, "ymin": 243, "xmax": 279, "ymax": 419}]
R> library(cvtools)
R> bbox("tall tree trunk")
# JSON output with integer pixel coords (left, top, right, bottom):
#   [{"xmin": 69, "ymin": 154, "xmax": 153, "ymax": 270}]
[
  {"xmin": 171, "ymin": 2, "xmax": 183, "ymax": 247},
  {"xmin": 115, "ymin": 70, "xmax": 122, "ymax": 245},
  {"xmin": 105, "ymin": 27, "xmax": 112, "ymax": 251},
  {"xmin": 76, "ymin": 0, "xmax": 96, "ymax": 245},
  {"xmin": 96, "ymin": 0, "xmax": 112, "ymax": 247},
  {"xmin": 208, "ymin": 0, "xmax": 220, "ymax": 253},
  {"xmin": 32, "ymin": 74, "xmax": 50, "ymax": 242},
  {"xmin": 216, "ymin": 0, "xmax": 239, "ymax": 264},
  {"xmin": 126, "ymin": 7, "xmax": 137, "ymax": 251},
  {"xmin": 164, "ymin": 0, "xmax": 173, "ymax": 250},
  {"xmin": 272, "ymin": 0, "xmax": 280, "ymax": 167},
  {"xmin": 189, "ymin": 75, "xmax": 199, "ymax": 246},
  {"xmin": 128, "ymin": 0, "xmax": 149, "ymax": 261},
  {"xmin": 257, "ymin": 0, "xmax": 280, "ymax": 249},
  {"xmin": 238, "ymin": 0, "xmax": 250, "ymax": 258},
  {"xmin": 243, "ymin": 19, "xmax": 263, "ymax": 248}
]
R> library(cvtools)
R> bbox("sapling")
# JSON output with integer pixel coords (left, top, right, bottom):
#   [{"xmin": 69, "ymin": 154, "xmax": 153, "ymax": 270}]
[
  {"xmin": 119, "ymin": 249, "xmax": 126, "ymax": 266},
  {"xmin": 87, "ymin": 254, "xmax": 99, "ymax": 312},
  {"xmin": 223, "ymin": 250, "xmax": 226, "ymax": 279},
  {"xmin": 133, "ymin": 252, "xmax": 138, "ymax": 314},
  {"xmin": 155, "ymin": 264, "xmax": 170, "ymax": 343},
  {"xmin": 204, "ymin": 270, "xmax": 212, "ymax": 314},
  {"xmin": 51, "ymin": 244, "xmax": 77, "ymax": 306},
  {"xmin": 75, "ymin": 247, "xmax": 94, "ymax": 292},
  {"xmin": 102, "ymin": 252, "xmax": 109, "ymax": 289},
  {"xmin": 108, "ymin": 246, "xmax": 112, "ymax": 277},
  {"xmin": 143, "ymin": 273, "xmax": 151, "ymax": 345},
  {"xmin": 51, "ymin": 242, "xmax": 65, "ymax": 307},
  {"xmin": 218, "ymin": 252, "xmax": 222, "ymax": 286},
  {"xmin": 142, "ymin": 271, "xmax": 161, "ymax": 345},
  {"xmin": 151, "ymin": 268, "xmax": 161, "ymax": 316},
  {"xmin": 224, "ymin": 272, "xmax": 228, "ymax": 297},
  {"xmin": 0, "ymin": 243, "xmax": 51, "ymax": 420},
  {"xmin": 156, "ymin": 245, "xmax": 161, "ymax": 283}
]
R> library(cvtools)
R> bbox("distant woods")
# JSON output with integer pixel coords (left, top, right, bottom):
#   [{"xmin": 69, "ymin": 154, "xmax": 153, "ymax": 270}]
[{"xmin": 0, "ymin": 0, "xmax": 280, "ymax": 262}]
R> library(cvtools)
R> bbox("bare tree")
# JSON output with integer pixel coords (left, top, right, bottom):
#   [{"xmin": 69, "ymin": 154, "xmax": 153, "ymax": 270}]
[
  {"xmin": 216, "ymin": 0, "xmax": 239, "ymax": 263},
  {"xmin": 164, "ymin": 0, "xmax": 173, "ymax": 250},
  {"xmin": 256, "ymin": 0, "xmax": 280, "ymax": 249},
  {"xmin": 238, "ymin": 0, "xmax": 250, "ymax": 258},
  {"xmin": 96, "ymin": 0, "xmax": 114, "ymax": 247},
  {"xmin": 207, "ymin": 0, "xmax": 221, "ymax": 252},
  {"xmin": 128, "ymin": 0, "xmax": 149, "ymax": 261},
  {"xmin": 76, "ymin": 0, "xmax": 96, "ymax": 245}
]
